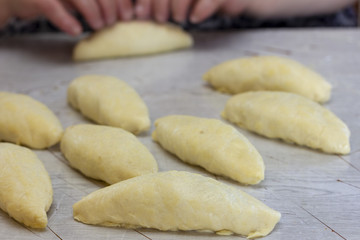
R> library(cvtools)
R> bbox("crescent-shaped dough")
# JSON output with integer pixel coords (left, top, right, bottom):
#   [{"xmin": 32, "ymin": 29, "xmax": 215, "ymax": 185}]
[
  {"xmin": 152, "ymin": 115, "xmax": 264, "ymax": 184},
  {"xmin": 0, "ymin": 143, "xmax": 53, "ymax": 228},
  {"xmin": 203, "ymin": 56, "xmax": 332, "ymax": 103},
  {"xmin": 0, "ymin": 92, "xmax": 63, "ymax": 149},
  {"xmin": 222, "ymin": 91, "xmax": 350, "ymax": 154},
  {"xmin": 73, "ymin": 171, "xmax": 281, "ymax": 238},
  {"xmin": 61, "ymin": 124, "xmax": 158, "ymax": 184},
  {"xmin": 73, "ymin": 21, "xmax": 193, "ymax": 61},
  {"xmin": 67, "ymin": 75, "xmax": 150, "ymax": 135}
]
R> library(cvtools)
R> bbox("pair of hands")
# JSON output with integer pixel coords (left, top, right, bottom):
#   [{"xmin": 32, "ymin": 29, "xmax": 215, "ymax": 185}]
[{"xmin": 0, "ymin": 0, "xmax": 249, "ymax": 35}]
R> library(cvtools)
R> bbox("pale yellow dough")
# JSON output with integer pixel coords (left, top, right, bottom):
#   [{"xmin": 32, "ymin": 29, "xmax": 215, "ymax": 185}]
[
  {"xmin": 0, "ymin": 143, "xmax": 53, "ymax": 228},
  {"xmin": 73, "ymin": 21, "xmax": 193, "ymax": 61},
  {"xmin": 61, "ymin": 124, "xmax": 158, "ymax": 184},
  {"xmin": 67, "ymin": 75, "xmax": 150, "ymax": 134},
  {"xmin": 0, "ymin": 92, "xmax": 63, "ymax": 149},
  {"xmin": 152, "ymin": 115, "xmax": 264, "ymax": 185},
  {"xmin": 203, "ymin": 56, "xmax": 332, "ymax": 103},
  {"xmin": 223, "ymin": 91, "xmax": 350, "ymax": 154},
  {"xmin": 73, "ymin": 171, "xmax": 281, "ymax": 238}
]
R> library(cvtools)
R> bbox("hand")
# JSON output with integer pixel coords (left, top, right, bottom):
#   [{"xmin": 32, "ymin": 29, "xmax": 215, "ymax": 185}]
[
  {"xmin": 134, "ymin": 0, "xmax": 249, "ymax": 24},
  {"xmin": 134, "ymin": 0, "xmax": 225, "ymax": 23},
  {"xmin": 0, "ymin": 0, "xmax": 135, "ymax": 35}
]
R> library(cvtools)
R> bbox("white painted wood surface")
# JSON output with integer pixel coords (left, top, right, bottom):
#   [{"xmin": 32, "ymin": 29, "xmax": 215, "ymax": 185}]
[{"xmin": 0, "ymin": 29, "xmax": 359, "ymax": 240}]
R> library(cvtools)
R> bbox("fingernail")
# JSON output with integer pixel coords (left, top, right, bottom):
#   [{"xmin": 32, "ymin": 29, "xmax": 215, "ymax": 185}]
[
  {"xmin": 122, "ymin": 10, "xmax": 133, "ymax": 21},
  {"xmin": 174, "ymin": 15, "xmax": 184, "ymax": 23},
  {"xmin": 72, "ymin": 25, "xmax": 82, "ymax": 35},
  {"xmin": 107, "ymin": 15, "xmax": 116, "ymax": 25},
  {"xmin": 190, "ymin": 15, "xmax": 201, "ymax": 23},
  {"xmin": 93, "ymin": 20, "xmax": 104, "ymax": 30},
  {"xmin": 136, "ymin": 4, "xmax": 144, "ymax": 16},
  {"xmin": 156, "ymin": 14, "xmax": 166, "ymax": 23},
  {"xmin": 190, "ymin": 15, "xmax": 199, "ymax": 23}
]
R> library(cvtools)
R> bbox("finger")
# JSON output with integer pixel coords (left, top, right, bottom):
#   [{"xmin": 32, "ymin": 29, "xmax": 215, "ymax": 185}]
[
  {"xmin": 97, "ymin": 0, "xmax": 117, "ymax": 25},
  {"xmin": 152, "ymin": 0, "xmax": 170, "ymax": 23},
  {"xmin": 171, "ymin": 0, "xmax": 193, "ymax": 23},
  {"xmin": 62, "ymin": 1, "xmax": 75, "ymax": 12},
  {"xmin": 220, "ymin": 0, "xmax": 247, "ymax": 16},
  {"xmin": 135, "ymin": 0, "xmax": 151, "ymax": 20},
  {"xmin": 190, "ymin": 0, "xmax": 225, "ymax": 23},
  {"xmin": 38, "ymin": 0, "xmax": 82, "ymax": 35},
  {"xmin": 70, "ymin": 0, "xmax": 104, "ymax": 30},
  {"xmin": 116, "ymin": 0, "xmax": 133, "ymax": 20}
]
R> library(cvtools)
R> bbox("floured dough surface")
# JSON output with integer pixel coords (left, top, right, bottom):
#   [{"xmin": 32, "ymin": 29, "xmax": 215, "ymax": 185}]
[
  {"xmin": 203, "ymin": 56, "xmax": 332, "ymax": 103},
  {"xmin": 0, "ymin": 143, "xmax": 53, "ymax": 228},
  {"xmin": 152, "ymin": 115, "xmax": 264, "ymax": 184},
  {"xmin": 67, "ymin": 75, "xmax": 150, "ymax": 134},
  {"xmin": 61, "ymin": 124, "xmax": 158, "ymax": 184},
  {"xmin": 73, "ymin": 21, "xmax": 193, "ymax": 61},
  {"xmin": 73, "ymin": 171, "xmax": 281, "ymax": 238},
  {"xmin": 223, "ymin": 91, "xmax": 350, "ymax": 154},
  {"xmin": 0, "ymin": 92, "xmax": 63, "ymax": 149}
]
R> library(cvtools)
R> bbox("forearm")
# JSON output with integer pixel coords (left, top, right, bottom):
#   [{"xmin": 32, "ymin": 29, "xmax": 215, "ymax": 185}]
[{"xmin": 245, "ymin": 0, "xmax": 357, "ymax": 18}]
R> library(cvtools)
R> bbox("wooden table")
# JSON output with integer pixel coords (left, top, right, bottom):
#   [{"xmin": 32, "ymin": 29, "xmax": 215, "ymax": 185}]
[{"xmin": 0, "ymin": 29, "xmax": 359, "ymax": 240}]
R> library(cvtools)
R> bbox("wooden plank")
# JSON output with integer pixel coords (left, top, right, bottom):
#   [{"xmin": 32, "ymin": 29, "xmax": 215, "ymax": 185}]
[{"xmin": 0, "ymin": 29, "xmax": 359, "ymax": 239}]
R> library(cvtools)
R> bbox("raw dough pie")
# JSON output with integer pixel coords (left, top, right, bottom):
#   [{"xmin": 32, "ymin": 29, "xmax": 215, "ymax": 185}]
[
  {"xmin": 152, "ymin": 115, "xmax": 264, "ymax": 184},
  {"xmin": 0, "ymin": 92, "xmax": 63, "ymax": 149},
  {"xmin": 222, "ymin": 91, "xmax": 350, "ymax": 154},
  {"xmin": 0, "ymin": 143, "xmax": 53, "ymax": 228},
  {"xmin": 73, "ymin": 171, "xmax": 281, "ymax": 238},
  {"xmin": 73, "ymin": 21, "xmax": 193, "ymax": 61},
  {"xmin": 203, "ymin": 56, "xmax": 332, "ymax": 103},
  {"xmin": 61, "ymin": 124, "xmax": 158, "ymax": 184},
  {"xmin": 67, "ymin": 75, "xmax": 150, "ymax": 135}
]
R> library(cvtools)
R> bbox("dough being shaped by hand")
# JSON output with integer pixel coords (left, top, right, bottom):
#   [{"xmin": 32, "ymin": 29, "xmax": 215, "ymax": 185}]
[
  {"xmin": 68, "ymin": 75, "xmax": 150, "ymax": 135},
  {"xmin": 203, "ymin": 56, "xmax": 332, "ymax": 103},
  {"xmin": 73, "ymin": 171, "xmax": 280, "ymax": 238},
  {"xmin": 222, "ymin": 91, "xmax": 350, "ymax": 154},
  {"xmin": 73, "ymin": 21, "xmax": 193, "ymax": 61},
  {"xmin": 152, "ymin": 115, "xmax": 264, "ymax": 184},
  {"xmin": 61, "ymin": 124, "xmax": 157, "ymax": 184},
  {"xmin": 0, "ymin": 92, "xmax": 63, "ymax": 149},
  {"xmin": 0, "ymin": 143, "xmax": 53, "ymax": 228}
]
